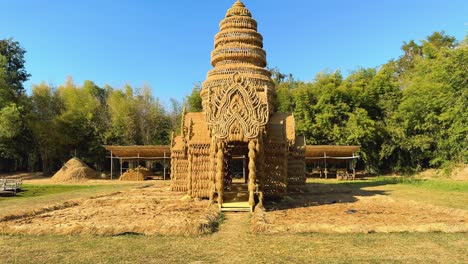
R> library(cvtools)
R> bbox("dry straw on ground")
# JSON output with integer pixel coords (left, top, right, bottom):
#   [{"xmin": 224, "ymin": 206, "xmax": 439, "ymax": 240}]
[
  {"xmin": 51, "ymin": 158, "xmax": 98, "ymax": 183},
  {"xmin": 0, "ymin": 184, "xmax": 220, "ymax": 236},
  {"xmin": 252, "ymin": 194, "xmax": 468, "ymax": 234},
  {"xmin": 119, "ymin": 166, "xmax": 150, "ymax": 181}
]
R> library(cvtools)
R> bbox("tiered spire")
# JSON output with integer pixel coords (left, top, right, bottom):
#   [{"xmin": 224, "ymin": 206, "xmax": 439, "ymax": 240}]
[{"xmin": 201, "ymin": 0, "xmax": 275, "ymax": 112}]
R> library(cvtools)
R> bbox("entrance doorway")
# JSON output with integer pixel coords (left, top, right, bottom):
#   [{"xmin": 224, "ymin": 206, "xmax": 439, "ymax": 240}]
[
  {"xmin": 225, "ymin": 141, "xmax": 249, "ymax": 188},
  {"xmin": 230, "ymin": 156, "xmax": 246, "ymax": 183},
  {"xmin": 223, "ymin": 142, "xmax": 249, "ymax": 204}
]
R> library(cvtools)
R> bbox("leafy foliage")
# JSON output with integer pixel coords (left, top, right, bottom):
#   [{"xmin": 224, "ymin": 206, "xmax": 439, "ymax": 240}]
[
  {"xmin": 0, "ymin": 39, "xmax": 30, "ymax": 101},
  {"xmin": 271, "ymin": 31, "xmax": 468, "ymax": 173},
  {"xmin": 185, "ymin": 83, "xmax": 203, "ymax": 112},
  {"xmin": 0, "ymin": 31, "xmax": 466, "ymax": 174},
  {"xmin": 0, "ymin": 39, "xmax": 31, "ymax": 171}
]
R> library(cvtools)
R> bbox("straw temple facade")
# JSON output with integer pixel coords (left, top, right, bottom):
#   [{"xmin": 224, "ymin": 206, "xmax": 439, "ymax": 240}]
[{"xmin": 170, "ymin": 1, "xmax": 306, "ymax": 211}]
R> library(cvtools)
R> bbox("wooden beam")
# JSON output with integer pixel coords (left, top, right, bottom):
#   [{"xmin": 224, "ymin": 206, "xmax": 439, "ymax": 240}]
[
  {"xmin": 105, "ymin": 156, "xmax": 171, "ymax": 159},
  {"xmin": 305, "ymin": 156, "xmax": 360, "ymax": 160}
]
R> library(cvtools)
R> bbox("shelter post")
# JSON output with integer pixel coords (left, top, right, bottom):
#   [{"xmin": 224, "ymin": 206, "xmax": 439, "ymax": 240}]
[
  {"xmin": 324, "ymin": 152, "xmax": 328, "ymax": 179},
  {"xmin": 352, "ymin": 152, "xmax": 356, "ymax": 180},
  {"xmin": 120, "ymin": 158, "xmax": 123, "ymax": 177},
  {"xmin": 163, "ymin": 151, "xmax": 166, "ymax": 180},
  {"xmin": 110, "ymin": 151, "xmax": 113, "ymax": 180}
]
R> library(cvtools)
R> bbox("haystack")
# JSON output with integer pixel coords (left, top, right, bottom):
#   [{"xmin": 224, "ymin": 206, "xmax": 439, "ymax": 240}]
[
  {"xmin": 119, "ymin": 167, "xmax": 149, "ymax": 181},
  {"xmin": 51, "ymin": 158, "xmax": 98, "ymax": 183}
]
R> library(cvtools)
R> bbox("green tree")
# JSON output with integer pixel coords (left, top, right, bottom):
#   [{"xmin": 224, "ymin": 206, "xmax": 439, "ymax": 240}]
[
  {"xmin": 106, "ymin": 84, "xmax": 173, "ymax": 146},
  {"xmin": 0, "ymin": 39, "xmax": 31, "ymax": 172},
  {"xmin": 56, "ymin": 77, "xmax": 105, "ymax": 168},
  {"xmin": 106, "ymin": 84, "xmax": 138, "ymax": 145},
  {"xmin": 0, "ymin": 39, "xmax": 30, "ymax": 102},
  {"xmin": 381, "ymin": 32, "xmax": 466, "ymax": 171},
  {"xmin": 185, "ymin": 83, "xmax": 203, "ymax": 112},
  {"xmin": 135, "ymin": 85, "xmax": 171, "ymax": 145},
  {"xmin": 0, "ymin": 104, "xmax": 22, "ymax": 139},
  {"xmin": 28, "ymin": 82, "xmax": 62, "ymax": 175},
  {"xmin": 168, "ymin": 98, "xmax": 183, "ymax": 135}
]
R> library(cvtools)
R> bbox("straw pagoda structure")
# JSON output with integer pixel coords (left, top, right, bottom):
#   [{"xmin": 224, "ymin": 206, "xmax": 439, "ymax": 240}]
[{"xmin": 171, "ymin": 0, "xmax": 306, "ymax": 211}]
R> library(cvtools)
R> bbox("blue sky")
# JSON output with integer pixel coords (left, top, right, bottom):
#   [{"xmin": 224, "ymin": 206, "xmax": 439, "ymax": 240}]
[{"xmin": 1, "ymin": 0, "xmax": 467, "ymax": 107}]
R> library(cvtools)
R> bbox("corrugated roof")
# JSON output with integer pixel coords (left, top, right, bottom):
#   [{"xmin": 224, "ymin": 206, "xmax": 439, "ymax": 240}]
[
  {"xmin": 104, "ymin": 145, "xmax": 170, "ymax": 159},
  {"xmin": 305, "ymin": 145, "xmax": 360, "ymax": 158}
]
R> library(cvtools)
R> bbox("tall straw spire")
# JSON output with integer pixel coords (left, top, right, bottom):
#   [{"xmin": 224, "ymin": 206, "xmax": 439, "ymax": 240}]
[{"xmin": 201, "ymin": 0, "xmax": 275, "ymax": 113}]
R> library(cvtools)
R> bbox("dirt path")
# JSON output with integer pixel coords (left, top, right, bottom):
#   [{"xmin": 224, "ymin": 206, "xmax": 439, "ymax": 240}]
[
  {"xmin": 217, "ymin": 212, "xmax": 250, "ymax": 235},
  {"xmin": 215, "ymin": 212, "xmax": 250, "ymax": 238}
]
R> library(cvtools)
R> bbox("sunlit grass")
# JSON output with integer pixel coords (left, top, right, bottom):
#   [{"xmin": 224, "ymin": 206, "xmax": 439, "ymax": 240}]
[
  {"xmin": 307, "ymin": 176, "xmax": 468, "ymax": 192},
  {"xmin": 2, "ymin": 184, "xmax": 102, "ymax": 199},
  {"xmin": 373, "ymin": 176, "xmax": 468, "ymax": 192},
  {"xmin": 0, "ymin": 232, "xmax": 466, "ymax": 263}
]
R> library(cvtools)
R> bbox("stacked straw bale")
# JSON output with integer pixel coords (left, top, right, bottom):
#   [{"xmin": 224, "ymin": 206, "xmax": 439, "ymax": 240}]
[{"xmin": 119, "ymin": 166, "xmax": 150, "ymax": 181}]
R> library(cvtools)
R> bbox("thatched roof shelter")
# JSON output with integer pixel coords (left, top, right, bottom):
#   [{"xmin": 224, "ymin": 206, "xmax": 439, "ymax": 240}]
[
  {"xmin": 104, "ymin": 145, "xmax": 170, "ymax": 159},
  {"xmin": 104, "ymin": 145, "xmax": 171, "ymax": 180},
  {"xmin": 305, "ymin": 145, "xmax": 360, "ymax": 159},
  {"xmin": 305, "ymin": 145, "xmax": 360, "ymax": 180}
]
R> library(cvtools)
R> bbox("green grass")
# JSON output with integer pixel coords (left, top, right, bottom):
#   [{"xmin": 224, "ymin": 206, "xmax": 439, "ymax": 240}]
[
  {"xmin": 308, "ymin": 176, "xmax": 468, "ymax": 192},
  {"xmin": 373, "ymin": 176, "xmax": 468, "ymax": 192},
  {"xmin": 305, "ymin": 176, "xmax": 468, "ymax": 209},
  {"xmin": 0, "ymin": 232, "xmax": 466, "ymax": 263},
  {"xmin": 3, "ymin": 184, "xmax": 104, "ymax": 199}
]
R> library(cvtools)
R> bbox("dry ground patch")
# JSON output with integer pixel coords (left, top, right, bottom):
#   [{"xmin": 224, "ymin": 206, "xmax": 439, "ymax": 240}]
[
  {"xmin": 0, "ymin": 182, "xmax": 220, "ymax": 236},
  {"xmin": 253, "ymin": 179, "xmax": 468, "ymax": 233},
  {"xmin": 0, "ymin": 175, "xmax": 149, "ymax": 219}
]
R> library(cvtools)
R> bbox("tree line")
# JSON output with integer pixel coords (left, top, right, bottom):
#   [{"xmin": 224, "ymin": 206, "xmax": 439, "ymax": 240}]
[
  {"xmin": 0, "ymin": 39, "xmax": 183, "ymax": 174},
  {"xmin": 1, "ymin": 31, "xmax": 467, "ymax": 174},
  {"xmin": 186, "ymin": 31, "xmax": 468, "ymax": 173},
  {"xmin": 274, "ymin": 31, "xmax": 468, "ymax": 173}
]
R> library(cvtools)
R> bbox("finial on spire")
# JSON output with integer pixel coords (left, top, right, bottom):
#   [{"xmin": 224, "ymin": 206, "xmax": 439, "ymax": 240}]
[
  {"xmin": 227, "ymin": 0, "xmax": 250, "ymax": 17},
  {"xmin": 233, "ymin": 0, "xmax": 245, "ymax": 7}
]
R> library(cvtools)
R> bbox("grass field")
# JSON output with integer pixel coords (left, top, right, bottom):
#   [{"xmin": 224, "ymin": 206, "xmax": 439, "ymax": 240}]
[
  {"xmin": 1, "ymin": 232, "xmax": 466, "ymax": 263},
  {"xmin": 306, "ymin": 177, "xmax": 468, "ymax": 209},
  {"xmin": 0, "ymin": 176, "xmax": 466, "ymax": 263}
]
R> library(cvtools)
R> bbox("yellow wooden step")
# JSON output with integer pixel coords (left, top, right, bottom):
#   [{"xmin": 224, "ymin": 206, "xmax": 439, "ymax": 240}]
[
  {"xmin": 221, "ymin": 201, "xmax": 250, "ymax": 208},
  {"xmin": 221, "ymin": 207, "xmax": 251, "ymax": 212},
  {"xmin": 220, "ymin": 201, "xmax": 252, "ymax": 212}
]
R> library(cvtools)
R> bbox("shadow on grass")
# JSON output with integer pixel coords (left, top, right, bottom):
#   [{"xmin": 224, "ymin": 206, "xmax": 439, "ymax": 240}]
[{"xmin": 264, "ymin": 178, "xmax": 400, "ymax": 211}]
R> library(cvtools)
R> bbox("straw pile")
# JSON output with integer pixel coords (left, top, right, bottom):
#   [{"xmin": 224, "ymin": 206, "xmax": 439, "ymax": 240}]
[
  {"xmin": 119, "ymin": 166, "xmax": 150, "ymax": 181},
  {"xmin": 0, "ymin": 182, "xmax": 222, "ymax": 236},
  {"xmin": 51, "ymin": 158, "xmax": 98, "ymax": 183},
  {"xmin": 251, "ymin": 192, "xmax": 468, "ymax": 234}
]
